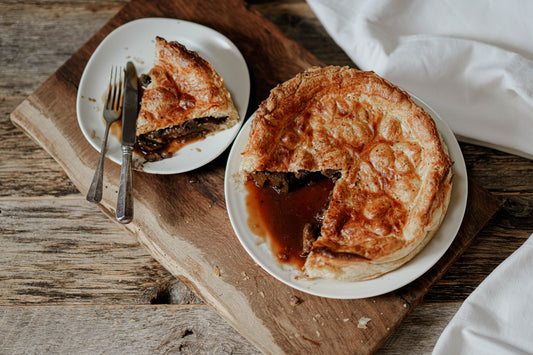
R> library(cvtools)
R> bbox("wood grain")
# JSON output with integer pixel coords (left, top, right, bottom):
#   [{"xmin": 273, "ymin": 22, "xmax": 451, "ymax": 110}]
[
  {"xmin": 376, "ymin": 303, "xmax": 460, "ymax": 354},
  {"xmin": 2, "ymin": 1, "xmax": 532, "ymax": 354},
  {"xmin": 0, "ymin": 302, "xmax": 461, "ymax": 355},
  {"xmin": 0, "ymin": 199, "xmax": 175, "ymax": 305},
  {"xmin": 0, "ymin": 304, "xmax": 259, "ymax": 354}
]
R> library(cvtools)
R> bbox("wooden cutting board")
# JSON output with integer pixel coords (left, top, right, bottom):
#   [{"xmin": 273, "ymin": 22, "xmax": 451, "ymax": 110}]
[{"xmin": 10, "ymin": 0, "xmax": 501, "ymax": 353}]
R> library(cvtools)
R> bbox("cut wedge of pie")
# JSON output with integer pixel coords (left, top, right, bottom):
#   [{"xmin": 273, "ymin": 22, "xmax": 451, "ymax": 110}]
[
  {"xmin": 239, "ymin": 66, "xmax": 453, "ymax": 281},
  {"xmin": 136, "ymin": 37, "xmax": 239, "ymax": 161}
]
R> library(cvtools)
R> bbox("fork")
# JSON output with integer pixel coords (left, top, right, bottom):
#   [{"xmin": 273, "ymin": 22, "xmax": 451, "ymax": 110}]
[{"xmin": 86, "ymin": 66, "xmax": 124, "ymax": 203}]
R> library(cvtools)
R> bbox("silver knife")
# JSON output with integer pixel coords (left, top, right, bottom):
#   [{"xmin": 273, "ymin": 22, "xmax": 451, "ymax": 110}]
[{"xmin": 116, "ymin": 61, "xmax": 138, "ymax": 224}]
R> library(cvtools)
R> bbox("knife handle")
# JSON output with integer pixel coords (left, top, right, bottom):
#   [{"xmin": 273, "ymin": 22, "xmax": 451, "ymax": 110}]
[{"xmin": 116, "ymin": 145, "xmax": 134, "ymax": 224}]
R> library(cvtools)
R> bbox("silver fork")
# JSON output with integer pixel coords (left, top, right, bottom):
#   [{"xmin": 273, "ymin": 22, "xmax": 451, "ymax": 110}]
[{"xmin": 86, "ymin": 66, "xmax": 124, "ymax": 203}]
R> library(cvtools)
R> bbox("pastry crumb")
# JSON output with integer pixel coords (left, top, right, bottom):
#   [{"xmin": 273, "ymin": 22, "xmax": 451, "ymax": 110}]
[
  {"xmin": 290, "ymin": 295, "xmax": 303, "ymax": 306},
  {"xmin": 214, "ymin": 265, "xmax": 220, "ymax": 277},
  {"xmin": 357, "ymin": 317, "xmax": 371, "ymax": 329}
]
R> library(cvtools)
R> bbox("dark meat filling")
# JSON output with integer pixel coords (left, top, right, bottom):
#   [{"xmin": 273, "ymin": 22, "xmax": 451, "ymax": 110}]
[
  {"xmin": 137, "ymin": 116, "xmax": 227, "ymax": 162},
  {"xmin": 250, "ymin": 170, "xmax": 339, "ymax": 257},
  {"xmin": 250, "ymin": 169, "xmax": 340, "ymax": 193}
]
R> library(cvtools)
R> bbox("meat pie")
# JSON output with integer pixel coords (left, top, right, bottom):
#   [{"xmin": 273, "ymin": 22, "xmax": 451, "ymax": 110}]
[{"xmin": 240, "ymin": 66, "xmax": 453, "ymax": 281}]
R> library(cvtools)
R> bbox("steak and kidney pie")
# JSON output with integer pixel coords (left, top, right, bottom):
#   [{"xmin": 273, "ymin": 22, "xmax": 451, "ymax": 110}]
[
  {"xmin": 239, "ymin": 66, "xmax": 453, "ymax": 281},
  {"xmin": 136, "ymin": 37, "xmax": 239, "ymax": 161}
]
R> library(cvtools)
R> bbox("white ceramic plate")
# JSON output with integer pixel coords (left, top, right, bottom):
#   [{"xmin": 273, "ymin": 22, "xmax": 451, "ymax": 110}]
[
  {"xmin": 77, "ymin": 18, "xmax": 250, "ymax": 174},
  {"xmin": 224, "ymin": 96, "xmax": 468, "ymax": 299}
]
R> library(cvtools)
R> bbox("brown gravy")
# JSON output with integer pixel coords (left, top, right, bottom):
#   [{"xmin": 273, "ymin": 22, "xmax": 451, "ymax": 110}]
[
  {"xmin": 133, "ymin": 134, "xmax": 204, "ymax": 161},
  {"xmin": 110, "ymin": 120, "xmax": 204, "ymax": 160},
  {"xmin": 245, "ymin": 175, "xmax": 334, "ymax": 269},
  {"xmin": 110, "ymin": 120, "xmax": 122, "ymax": 141}
]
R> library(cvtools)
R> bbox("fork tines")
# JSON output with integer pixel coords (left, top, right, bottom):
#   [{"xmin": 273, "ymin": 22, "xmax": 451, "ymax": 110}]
[{"xmin": 107, "ymin": 66, "xmax": 124, "ymax": 113}]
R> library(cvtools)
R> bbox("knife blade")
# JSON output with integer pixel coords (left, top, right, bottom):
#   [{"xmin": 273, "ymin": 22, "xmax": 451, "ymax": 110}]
[
  {"xmin": 116, "ymin": 61, "xmax": 138, "ymax": 224},
  {"xmin": 121, "ymin": 61, "xmax": 138, "ymax": 147}
]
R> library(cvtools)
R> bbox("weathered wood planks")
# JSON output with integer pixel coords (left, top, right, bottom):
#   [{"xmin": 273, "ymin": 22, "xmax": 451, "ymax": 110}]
[{"xmin": 3, "ymin": 0, "xmax": 532, "ymax": 354}]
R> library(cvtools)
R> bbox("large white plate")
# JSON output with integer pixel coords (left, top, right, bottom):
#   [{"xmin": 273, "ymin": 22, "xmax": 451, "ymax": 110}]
[
  {"xmin": 224, "ymin": 96, "xmax": 468, "ymax": 299},
  {"xmin": 77, "ymin": 18, "xmax": 250, "ymax": 174}
]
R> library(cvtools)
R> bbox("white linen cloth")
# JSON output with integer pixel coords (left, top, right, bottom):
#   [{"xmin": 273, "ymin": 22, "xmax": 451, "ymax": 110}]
[
  {"xmin": 433, "ymin": 234, "xmax": 533, "ymax": 354},
  {"xmin": 306, "ymin": 0, "xmax": 533, "ymax": 160}
]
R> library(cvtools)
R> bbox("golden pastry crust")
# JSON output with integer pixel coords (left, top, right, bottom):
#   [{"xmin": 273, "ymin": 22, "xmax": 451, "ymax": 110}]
[
  {"xmin": 240, "ymin": 66, "xmax": 453, "ymax": 281},
  {"xmin": 136, "ymin": 37, "xmax": 239, "ymax": 159}
]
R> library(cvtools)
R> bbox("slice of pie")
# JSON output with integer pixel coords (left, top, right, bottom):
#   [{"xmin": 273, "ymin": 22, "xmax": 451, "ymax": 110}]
[
  {"xmin": 239, "ymin": 66, "xmax": 453, "ymax": 281},
  {"xmin": 136, "ymin": 37, "xmax": 239, "ymax": 161}
]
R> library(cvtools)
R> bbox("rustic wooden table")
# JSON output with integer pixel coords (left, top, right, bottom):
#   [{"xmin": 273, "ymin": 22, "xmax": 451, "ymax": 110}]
[{"xmin": 1, "ymin": 1, "xmax": 532, "ymax": 353}]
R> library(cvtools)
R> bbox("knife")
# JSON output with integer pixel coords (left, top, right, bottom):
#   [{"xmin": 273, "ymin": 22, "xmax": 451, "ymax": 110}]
[{"xmin": 116, "ymin": 61, "xmax": 138, "ymax": 224}]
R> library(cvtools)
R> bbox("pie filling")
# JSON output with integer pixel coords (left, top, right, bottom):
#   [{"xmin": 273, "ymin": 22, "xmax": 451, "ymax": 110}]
[
  {"xmin": 136, "ymin": 116, "xmax": 228, "ymax": 162},
  {"xmin": 245, "ymin": 170, "xmax": 339, "ymax": 268}
]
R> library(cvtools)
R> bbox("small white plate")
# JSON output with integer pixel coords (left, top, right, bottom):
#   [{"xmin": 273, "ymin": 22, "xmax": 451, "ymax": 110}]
[
  {"xmin": 77, "ymin": 18, "xmax": 250, "ymax": 174},
  {"xmin": 224, "ymin": 96, "xmax": 468, "ymax": 299}
]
